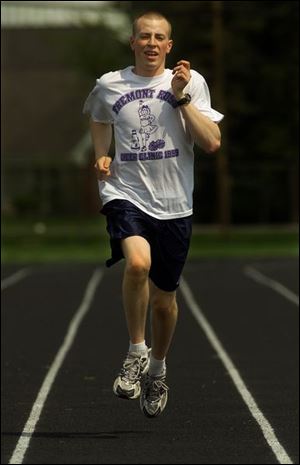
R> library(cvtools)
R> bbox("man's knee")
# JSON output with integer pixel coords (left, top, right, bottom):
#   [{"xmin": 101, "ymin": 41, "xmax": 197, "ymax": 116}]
[
  {"xmin": 122, "ymin": 236, "xmax": 151, "ymax": 280},
  {"xmin": 151, "ymin": 293, "xmax": 177, "ymax": 315},
  {"xmin": 125, "ymin": 256, "xmax": 151, "ymax": 279}
]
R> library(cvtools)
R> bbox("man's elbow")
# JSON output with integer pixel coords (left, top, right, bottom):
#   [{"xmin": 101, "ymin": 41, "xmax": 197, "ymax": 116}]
[{"xmin": 205, "ymin": 138, "xmax": 221, "ymax": 154}]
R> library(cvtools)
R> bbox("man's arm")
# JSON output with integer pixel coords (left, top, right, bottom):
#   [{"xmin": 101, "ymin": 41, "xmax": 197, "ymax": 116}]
[
  {"xmin": 179, "ymin": 104, "xmax": 221, "ymax": 153},
  {"xmin": 172, "ymin": 60, "xmax": 221, "ymax": 153},
  {"xmin": 90, "ymin": 120, "xmax": 113, "ymax": 179}
]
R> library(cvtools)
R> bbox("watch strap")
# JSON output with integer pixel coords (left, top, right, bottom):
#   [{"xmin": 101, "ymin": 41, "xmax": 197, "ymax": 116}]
[{"xmin": 176, "ymin": 93, "xmax": 191, "ymax": 107}]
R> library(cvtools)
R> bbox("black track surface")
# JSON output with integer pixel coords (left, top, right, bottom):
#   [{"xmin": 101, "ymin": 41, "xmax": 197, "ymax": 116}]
[{"xmin": 1, "ymin": 258, "xmax": 299, "ymax": 464}]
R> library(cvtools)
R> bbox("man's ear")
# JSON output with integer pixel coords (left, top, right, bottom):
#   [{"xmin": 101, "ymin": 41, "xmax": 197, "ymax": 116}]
[
  {"xmin": 166, "ymin": 40, "xmax": 173, "ymax": 54},
  {"xmin": 129, "ymin": 36, "xmax": 135, "ymax": 51}
]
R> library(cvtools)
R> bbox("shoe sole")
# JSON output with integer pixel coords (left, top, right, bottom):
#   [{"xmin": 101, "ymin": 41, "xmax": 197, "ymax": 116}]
[{"xmin": 142, "ymin": 406, "xmax": 161, "ymax": 418}]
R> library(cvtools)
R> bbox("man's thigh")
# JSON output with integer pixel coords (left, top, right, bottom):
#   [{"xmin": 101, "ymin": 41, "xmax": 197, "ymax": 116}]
[{"xmin": 121, "ymin": 236, "xmax": 151, "ymax": 268}]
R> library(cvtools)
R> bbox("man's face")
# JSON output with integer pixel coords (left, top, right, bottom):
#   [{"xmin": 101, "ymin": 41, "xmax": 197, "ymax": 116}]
[{"xmin": 130, "ymin": 18, "xmax": 173, "ymax": 76}]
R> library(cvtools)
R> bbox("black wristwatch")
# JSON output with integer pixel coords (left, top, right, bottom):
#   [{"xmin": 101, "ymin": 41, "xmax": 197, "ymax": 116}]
[{"xmin": 176, "ymin": 93, "xmax": 192, "ymax": 107}]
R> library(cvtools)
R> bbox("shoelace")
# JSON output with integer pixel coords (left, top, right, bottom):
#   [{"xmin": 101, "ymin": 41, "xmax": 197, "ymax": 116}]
[
  {"xmin": 145, "ymin": 377, "xmax": 169, "ymax": 402},
  {"xmin": 120, "ymin": 353, "xmax": 143, "ymax": 383}
]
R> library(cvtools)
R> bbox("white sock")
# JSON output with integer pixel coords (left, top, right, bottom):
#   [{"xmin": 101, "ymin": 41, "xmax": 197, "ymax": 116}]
[
  {"xmin": 149, "ymin": 354, "xmax": 166, "ymax": 377},
  {"xmin": 129, "ymin": 340, "xmax": 147, "ymax": 354}
]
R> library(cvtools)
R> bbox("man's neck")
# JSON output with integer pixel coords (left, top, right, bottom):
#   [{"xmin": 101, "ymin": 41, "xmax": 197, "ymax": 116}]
[{"xmin": 132, "ymin": 65, "xmax": 166, "ymax": 77}]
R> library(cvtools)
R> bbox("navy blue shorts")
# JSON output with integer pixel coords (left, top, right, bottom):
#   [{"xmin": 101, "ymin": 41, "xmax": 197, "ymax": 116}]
[{"xmin": 101, "ymin": 200, "xmax": 192, "ymax": 292}]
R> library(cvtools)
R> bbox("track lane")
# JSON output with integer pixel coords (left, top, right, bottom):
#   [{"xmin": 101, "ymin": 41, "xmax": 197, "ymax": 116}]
[
  {"xmin": 2, "ymin": 259, "xmax": 298, "ymax": 464},
  {"xmin": 182, "ymin": 258, "xmax": 299, "ymax": 463},
  {"xmin": 1, "ymin": 265, "xmax": 99, "ymax": 464},
  {"xmin": 21, "ymin": 262, "xmax": 287, "ymax": 464}
]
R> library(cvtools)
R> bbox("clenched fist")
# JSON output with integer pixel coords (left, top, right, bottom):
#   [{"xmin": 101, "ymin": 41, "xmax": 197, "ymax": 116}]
[
  {"xmin": 94, "ymin": 156, "xmax": 112, "ymax": 181},
  {"xmin": 171, "ymin": 60, "xmax": 191, "ymax": 99}
]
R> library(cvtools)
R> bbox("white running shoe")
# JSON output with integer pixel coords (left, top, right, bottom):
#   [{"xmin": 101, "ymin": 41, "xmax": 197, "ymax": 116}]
[
  {"xmin": 113, "ymin": 349, "xmax": 150, "ymax": 400},
  {"xmin": 140, "ymin": 372, "xmax": 169, "ymax": 418}
]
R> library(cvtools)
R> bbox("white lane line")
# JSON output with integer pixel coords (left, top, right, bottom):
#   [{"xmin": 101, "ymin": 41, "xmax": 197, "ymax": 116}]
[
  {"xmin": 1, "ymin": 268, "xmax": 32, "ymax": 291},
  {"xmin": 9, "ymin": 268, "xmax": 104, "ymax": 465},
  {"xmin": 180, "ymin": 276, "xmax": 293, "ymax": 465},
  {"xmin": 244, "ymin": 266, "xmax": 299, "ymax": 307}
]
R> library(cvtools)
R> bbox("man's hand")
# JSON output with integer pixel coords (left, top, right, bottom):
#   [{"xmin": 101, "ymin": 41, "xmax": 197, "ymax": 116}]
[
  {"xmin": 171, "ymin": 60, "xmax": 191, "ymax": 99},
  {"xmin": 94, "ymin": 156, "xmax": 112, "ymax": 181}
]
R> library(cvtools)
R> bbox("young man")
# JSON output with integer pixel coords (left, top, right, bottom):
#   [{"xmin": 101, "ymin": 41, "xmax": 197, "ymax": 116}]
[{"xmin": 83, "ymin": 11, "xmax": 223, "ymax": 418}]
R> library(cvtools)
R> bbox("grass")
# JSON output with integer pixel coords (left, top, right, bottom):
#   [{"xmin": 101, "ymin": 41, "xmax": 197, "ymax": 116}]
[
  {"xmin": 2, "ymin": 217, "xmax": 110, "ymax": 263},
  {"xmin": 1, "ymin": 217, "xmax": 298, "ymax": 263},
  {"xmin": 189, "ymin": 228, "xmax": 298, "ymax": 259}
]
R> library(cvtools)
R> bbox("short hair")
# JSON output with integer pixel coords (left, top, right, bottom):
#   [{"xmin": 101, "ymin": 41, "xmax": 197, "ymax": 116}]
[{"xmin": 132, "ymin": 11, "xmax": 172, "ymax": 38}]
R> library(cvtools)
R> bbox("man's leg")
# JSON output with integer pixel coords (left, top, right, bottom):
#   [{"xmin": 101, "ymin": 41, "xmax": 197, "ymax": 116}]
[
  {"xmin": 149, "ymin": 280, "xmax": 178, "ymax": 361},
  {"xmin": 121, "ymin": 235, "xmax": 151, "ymax": 344},
  {"xmin": 113, "ymin": 235, "xmax": 151, "ymax": 400},
  {"xmin": 140, "ymin": 280, "xmax": 176, "ymax": 417}
]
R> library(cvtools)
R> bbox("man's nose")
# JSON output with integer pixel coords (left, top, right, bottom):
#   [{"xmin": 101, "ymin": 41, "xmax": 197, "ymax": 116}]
[{"xmin": 148, "ymin": 35, "xmax": 156, "ymax": 45}]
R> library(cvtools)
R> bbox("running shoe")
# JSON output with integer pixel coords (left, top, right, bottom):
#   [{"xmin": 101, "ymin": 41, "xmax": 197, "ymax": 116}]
[
  {"xmin": 140, "ymin": 372, "xmax": 169, "ymax": 418},
  {"xmin": 113, "ymin": 349, "xmax": 150, "ymax": 400}
]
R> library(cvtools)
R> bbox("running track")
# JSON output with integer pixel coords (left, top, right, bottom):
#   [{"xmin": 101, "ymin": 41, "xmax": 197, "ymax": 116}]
[{"xmin": 1, "ymin": 258, "xmax": 299, "ymax": 464}]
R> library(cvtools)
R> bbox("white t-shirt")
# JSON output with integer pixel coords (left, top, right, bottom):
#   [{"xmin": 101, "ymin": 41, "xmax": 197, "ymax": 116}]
[{"xmin": 83, "ymin": 66, "xmax": 224, "ymax": 219}]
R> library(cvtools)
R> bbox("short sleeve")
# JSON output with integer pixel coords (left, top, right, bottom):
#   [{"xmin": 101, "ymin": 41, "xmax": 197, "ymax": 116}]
[
  {"xmin": 187, "ymin": 70, "xmax": 224, "ymax": 123},
  {"xmin": 82, "ymin": 77, "xmax": 114, "ymax": 123}
]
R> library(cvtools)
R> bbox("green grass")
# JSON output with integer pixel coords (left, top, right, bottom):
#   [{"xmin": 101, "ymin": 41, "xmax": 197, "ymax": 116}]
[
  {"xmin": 1, "ymin": 217, "xmax": 298, "ymax": 263},
  {"xmin": 2, "ymin": 217, "xmax": 110, "ymax": 263},
  {"xmin": 189, "ymin": 229, "xmax": 298, "ymax": 259}
]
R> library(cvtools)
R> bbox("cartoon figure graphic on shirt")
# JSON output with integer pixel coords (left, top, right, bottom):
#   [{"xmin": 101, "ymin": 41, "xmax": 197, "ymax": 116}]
[
  {"xmin": 130, "ymin": 100, "xmax": 166, "ymax": 152},
  {"xmin": 130, "ymin": 129, "xmax": 140, "ymax": 150},
  {"xmin": 137, "ymin": 100, "xmax": 158, "ymax": 151}
]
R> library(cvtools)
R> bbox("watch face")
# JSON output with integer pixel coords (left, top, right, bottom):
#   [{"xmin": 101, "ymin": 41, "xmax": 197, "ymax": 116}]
[{"xmin": 177, "ymin": 93, "xmax": 191, "ymax": 106}]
